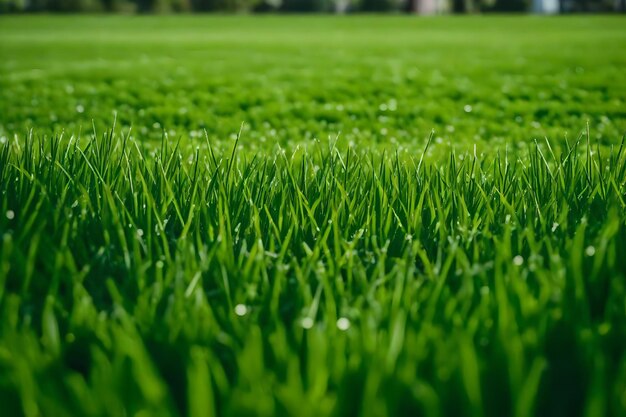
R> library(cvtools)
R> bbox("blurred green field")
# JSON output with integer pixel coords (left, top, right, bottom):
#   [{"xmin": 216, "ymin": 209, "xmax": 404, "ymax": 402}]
[{"xmin": 1, "ymin": 16, "xmax": 625, "ymax": 148}]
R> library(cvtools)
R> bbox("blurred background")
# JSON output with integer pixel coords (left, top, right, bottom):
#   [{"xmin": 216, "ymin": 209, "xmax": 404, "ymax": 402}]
[{"xmin": 1, "ymin": 0, "xmax": 625, "ymax": 15}]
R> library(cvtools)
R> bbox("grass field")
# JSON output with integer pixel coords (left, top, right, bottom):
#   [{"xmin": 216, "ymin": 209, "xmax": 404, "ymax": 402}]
[
  {"xmin": 1, "ymin": 16, "xmax": 626, "ymax": 148},
  {"xmin": 1, "ymin": 15, "xmax": 626, "ymax": 417}
]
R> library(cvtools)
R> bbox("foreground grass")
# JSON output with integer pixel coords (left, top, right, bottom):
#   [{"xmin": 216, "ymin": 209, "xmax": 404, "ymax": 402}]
[
  {"xmin": 1, "ymin": 128, "xmax": 625, "ymax": 417},
  {"xmin": 1, "ymin": 16, "xmax": 626, "ymax": 148}
]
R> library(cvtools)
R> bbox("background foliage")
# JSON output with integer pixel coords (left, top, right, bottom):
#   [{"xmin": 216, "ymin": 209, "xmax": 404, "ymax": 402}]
[{"xmin": 0, "ymin": 0, "xmax": 624, "ymax": 13}]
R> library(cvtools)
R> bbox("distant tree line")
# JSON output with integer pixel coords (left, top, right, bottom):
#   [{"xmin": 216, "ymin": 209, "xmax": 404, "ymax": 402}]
[{"xmin": 0, "ymin": 0, "xmax": 623, "ymax": 14}]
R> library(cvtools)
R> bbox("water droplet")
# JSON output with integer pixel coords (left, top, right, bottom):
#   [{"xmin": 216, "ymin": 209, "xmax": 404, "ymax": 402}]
[
  {"xmin": 585, "ymin": 246, "xmax": 596, "ymax": 257},
  {"xmin": 464, "ymin": 105, "xmax": 473, "ymax": 113},
  {"xmin": 235, "ymin": 304, "xmax": 248, "ymax": 317},
  {"xmin": 6, "ymin": 210, "xmax": 15, "ymax": 220},
  {"xmin": 76, "ymin": 104, "xmax": 84, "ymax": 113},
  {"xmin": 301, "ymin": 317, "xmax": 314, "ymax": 329},
  {"xmin": 336, "ymin": 317, "xmax": 350, "ymax": 331},
  {"xmin": 513, "ymin": 255, "xmax": 524, "ymax": 266}
]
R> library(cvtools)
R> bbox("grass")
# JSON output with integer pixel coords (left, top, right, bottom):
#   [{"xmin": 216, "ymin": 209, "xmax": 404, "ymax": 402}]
[
  {"xmin": 0, "ymin": 15, "xmax": 626, "ymax": 417},
  {"xmin": 1, "ymin": 16, "xmax": 625, "ymax": 148}
]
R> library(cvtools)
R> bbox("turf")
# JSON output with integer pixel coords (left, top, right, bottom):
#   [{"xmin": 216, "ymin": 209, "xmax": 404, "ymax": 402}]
[
  {"xmin": 0, "ymin": 15, "xmax": 626, "ymax": 417},
  {"xmin": 1, "ymin": 16, "xmax": 626, "ymax": 148}
]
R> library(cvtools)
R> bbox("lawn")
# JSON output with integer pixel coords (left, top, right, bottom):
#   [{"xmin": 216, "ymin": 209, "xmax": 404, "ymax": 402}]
[
  {"xmin": 1, "ymin": 16, "xmax": 625, "ymax": 148},
  {"xmin": 0, "ymin": 15, "xmax": 626, "ymax": 417}
]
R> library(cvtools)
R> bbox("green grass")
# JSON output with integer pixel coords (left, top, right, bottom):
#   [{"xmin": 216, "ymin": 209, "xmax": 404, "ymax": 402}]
[
  {"xmin": 1, "ymin": 15, "xmax": 626, "ymax": 417},
  {"xmin": 1, "ymin": 16, "xmax": 626, "ymax": 148}
]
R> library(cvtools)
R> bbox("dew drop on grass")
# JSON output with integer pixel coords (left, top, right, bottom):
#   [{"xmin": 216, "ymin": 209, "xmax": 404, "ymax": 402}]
[
  {"xmin": 235, "ymin": 304, "xmax": 248, "ymax": 317},
  {"xmin": 301, "ymin": 317, "xmax": 314, "ymax": 329},
  {"xmin": 464, "ymin": 105, "xmax": 473, "ymax": 113},
  {"xmin": 336, "ymin": 317, "xmax": 350, "ymax": 331},
  {"xmin": 585, "ymin": 246, "xmax": 596, "ymax": 257},
  {"xmin": 155, "ymin": 261, "xmax": 164, "ymax": 269},
  {"xmin": 513, "ymin": 255, "xmax": 524, "ymax": 266},
  {"xmin": 6, "ymin": 210, "xmax": 15, "ymax": 220},
  {"xmin": 76, "ymin": 104, "xmax": 84, "ymax": 113},
  {"xmin": 136, "ymin": 229, "xmax": 144, "ymax": 238}
]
